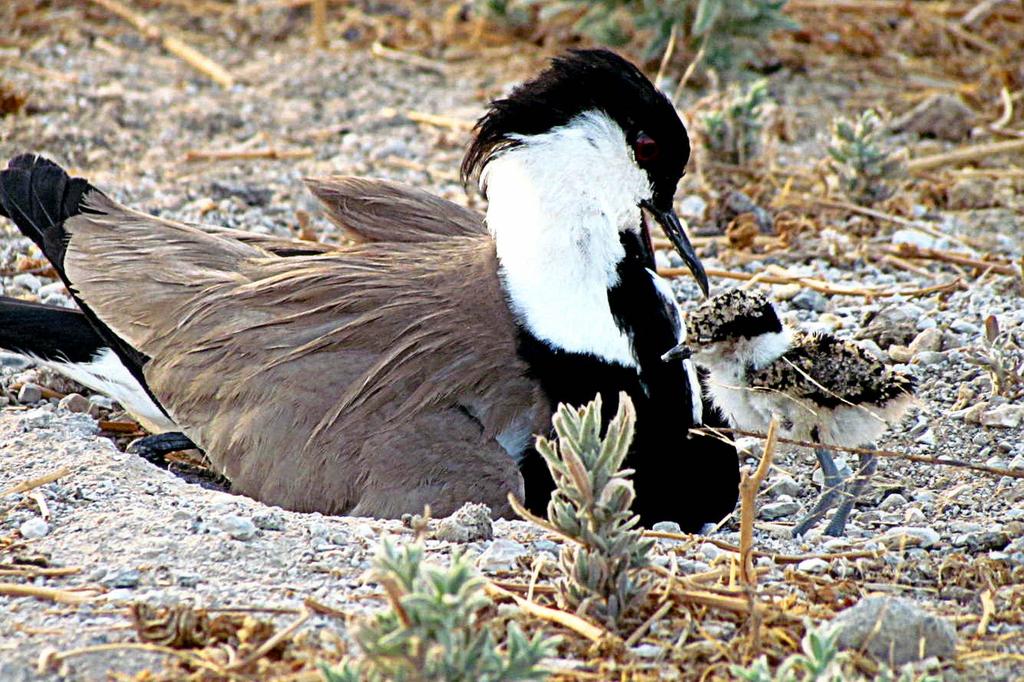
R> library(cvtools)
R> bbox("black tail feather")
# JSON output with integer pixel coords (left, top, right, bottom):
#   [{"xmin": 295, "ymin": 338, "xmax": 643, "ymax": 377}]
[
  {"xmin": 0, "ymin": 296, "xmax": 105, "ymax": 364},
  {"xmin": 0, "ymin": 154, "xmax": 100, "ymax": 272}
]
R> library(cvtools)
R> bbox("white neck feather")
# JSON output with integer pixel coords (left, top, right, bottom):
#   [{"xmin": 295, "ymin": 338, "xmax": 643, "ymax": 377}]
[{"xmin": 482, "ymin": 111, "xmax": 652, "ymax": 367}]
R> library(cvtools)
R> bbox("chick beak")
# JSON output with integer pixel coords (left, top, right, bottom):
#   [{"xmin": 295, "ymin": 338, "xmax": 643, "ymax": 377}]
[
  {"xmin": 661, "ymin": 343, "xmax": 692, "ymax": 363},
  {"xmin": 641, "ymin": 199, "xmax": 709, "ymax": 297}
]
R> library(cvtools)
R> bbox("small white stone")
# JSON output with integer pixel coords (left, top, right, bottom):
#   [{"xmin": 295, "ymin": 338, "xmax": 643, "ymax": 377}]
[
  {"xmin": 19, "ymin": 517, "xmax": 50, "ymax": 539},
  {"xmin": 891, "ymin": 229, "xmax": 937, "ymax": 250},
  {"xmin": 11, "ymin": 272, "xmax": 42, "ymax": 292},
  {"xmin": 798, "ymin": 558, "xmax": 830, "ymax": 574},
  {"xmin": 37, "ymin": 281, "xmax": 68, "ymax": 298},
  {"xmin": 698, "ymin": 542, "xmax": 721, "ymax": 561},
  {"xmin": 17, "ymin": 384, "xmax": 43, "ymax": 404},
  {"xmin": 476, "ymin": 538, "xmax": 527, "ymax": 571},
  {"xmin": 888, "ymin": 345, "xmax": 914, "ymax": 363},
  {"xmin": 678, "ymin": 195, "xmax": 707, "ymax": 219},
  {"xmin": 980, "ymin": 405, "xmax": 1024, "ymax": 428},
  {"xmin": 908, "ymin": 328, "xmax": 943, "ymax": 354},
  {"xmin": 879, "ymin": 493, "xmax": 908, "ymax": 511},
  {"xmin": 883, "ymin": 526, "xmax": 940, "ymax": 548},
  {"xmin": 220, "ymin": 515, "xmax": 257, "ymax": 541},
  {"xmin": 904, "ymin": 507, "xmax": 926, "ymax": 524}
]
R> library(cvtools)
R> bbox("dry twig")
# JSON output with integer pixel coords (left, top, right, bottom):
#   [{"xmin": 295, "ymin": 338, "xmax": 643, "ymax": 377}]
[
  {"xmin": 693, "ymin": 426, "xmax": 1024, "ymax": 480},
  {"xmin": 0, "ymin": 583, "xmax": 95, "ymax": 604},
  {"xmin": 183, "ymin": 147, "xmax": 313, "ymax": 162},
  {"xmin": 484, "ymin": 582, "xmax": 606, "ymax": 642},
  {"xmin": 2, "ymin": 467, "xmax": 73, "ymax": 497},
  {"xmin": 907, "ymin": 139, "xmax": 1024, "ymax": 174},
  {"xmin": 659, "ymin": 266, "xmax": 964, "ymax": 299},
  {"xmin": 84, "ymin": 0, "xmax": 235, "ymax": 88},
  {"xmin": 739, "ymin": 417, "xmax": 779, "ymax": 588}
]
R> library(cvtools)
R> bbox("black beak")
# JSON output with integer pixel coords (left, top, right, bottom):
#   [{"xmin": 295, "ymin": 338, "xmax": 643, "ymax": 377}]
[
  {"xmin": 641, "ymin": 199, "xmax": 709, "ymax": 297},
  {"xmin": 661, "ymin": 343, "xmax": 692, "ymax": 362}
]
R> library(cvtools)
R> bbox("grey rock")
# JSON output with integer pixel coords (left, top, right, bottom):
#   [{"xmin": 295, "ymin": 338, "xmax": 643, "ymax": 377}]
[
  {"xmin": 11, "ymin": 272, "xmax": 42, "ymax": 292},
  {"xmin": 953, "ymin": 529, "xmax": 1010, "ymax": 553},
  {"xmin": 19, "ymin": 517, "xmax": 50, "ymax": 539},
  {"xmin": 253, "ymin": 511, "xmax": 286, "ymax": 531},
  {"xmin": 761, "ymin": 497, "xmax": 801, "ymax": 520},
  {"xmin": 476, "ymin": 538, "xmax": 527, "ymax": 571},
  {"xmin": 950, "ymin": 319, "xmax": 980, "ymax": 336},
  {"xmin": 103, "ymin": 569, "xmax": 142, "ymax": 589},
  {"xmin": 909, "ymin": 327, "xmax": 937, "ymax": 352},
  {"xmin": 220, "ymin": 515, "xmax": 257, "ymax": 541},
  {"xmin": 630, "ymin": 644, "xmax": 663, "ymax": 659},
  {"xmin": 913, "ymin": 351, "xmax": 945, "ymax": 366},
  {"xmin": 882, "ymin": 526, "xmax": 940, "ymax": 548},
  {"xmin": 651, "ymin": 521, "xmax": 682, "ymax": 535},
  {"xmin": 888, "ymin": 345, "xmax": 914, "ymax": 363},
  {"xmin": 678, "ymin": 195, "xmax": 707, "ymax": 220},
  {"xmin": 792, "ymin": 290, "xmax": 828, "ymax": 313},
  {"xmin": 858, "ymin": 304, "xmax": 923, "ymax": 348},
  {"xmin": 891, "ymin": 93, "xmax": 975, "ymax": 141},
  {"xmin": 177, "ymin": 573, "xmax": 202, "ymax": 587},
  {"xmin": 37, "ymin": 281, "xmax": 67, "ymax": 299},
  {"xmin": 58, "ymin": 393, "xmax": 94, "ymax": 415},
  {"xmin": 18, "ymin": 407, "xmax": 53, "ymax": 431},
  {"xmin": 17, "ymin": 384, "xmax": 43, "ymax": 404},
  {"xmin": 767, "ymin": 475, "xmax": 801, "ymax": 498},
  {"xmin": 904, "ymin": 507, "xmax": 926, "ymax": 524},
  {"xmin": 879, "ymin": 493, "xmax": 908, "ymax": 511},
  {"xmin": 980, "ymin": 405, "xmax": 1024, "ymax": 428},
  {"xmin": 532, "ymin": 539, "xmax": 559, "ymax": 554},
  {"xmin": 832, "ymin": 596, "xmax": 956, "ymax": 665},
  {"xmin": 698, "ymin": 542, "xmax": 721, "ymax": 561},
  {"xmin": 435, "ymin": 502, "xmax": 493, "ymax": 543}
]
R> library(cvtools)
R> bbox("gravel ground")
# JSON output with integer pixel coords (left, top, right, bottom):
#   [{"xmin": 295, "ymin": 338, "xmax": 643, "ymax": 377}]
[{"xmin": 1, "ymin": 2, "xmax": 1023, "ymax": 680}]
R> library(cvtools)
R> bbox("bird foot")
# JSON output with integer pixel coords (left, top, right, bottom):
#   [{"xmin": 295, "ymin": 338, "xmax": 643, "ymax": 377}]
[
  {"xmin": 127, "ymin": 432, "xmax": 198, "ymax": 468},
  {"xmin": 794, "ymin": 450, "xmax": 878, "ymax": 538},
  {"xmin": 792, "ymin": 447, "xmax": 846, "ymax": 538}
]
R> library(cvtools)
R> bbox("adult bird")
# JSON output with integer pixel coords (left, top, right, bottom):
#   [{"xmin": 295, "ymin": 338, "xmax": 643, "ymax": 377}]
[{"xmin": 0, "ymin": 49, "xmax": 739, "ymax": 529}]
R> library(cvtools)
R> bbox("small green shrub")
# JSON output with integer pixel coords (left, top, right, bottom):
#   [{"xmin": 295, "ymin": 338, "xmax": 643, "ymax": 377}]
[
  {"xmin": 477, "ymin": 0, "xmax": 797, "ymax": 68},
  {"xmin": 700, "ymin": 78, "xmax": 770, "ymax": 165},
  {"xmin": 320, "ymin": 540, "xmax": 556, "ymax": 682},
  {"xmin": 537, "ymin": 392, "xmax": 652, "ymax": 630},
  {"xmin": 730, "ymin": 622, "xmax": 942, "ymax": 682},
  {"xmin": 826, "ymin": 109, "xmax": 907, "ymax": 206}
]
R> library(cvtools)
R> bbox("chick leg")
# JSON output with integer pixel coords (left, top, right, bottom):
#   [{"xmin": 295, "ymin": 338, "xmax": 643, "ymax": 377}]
[
  {"xmin": 792, "ymin": 447, "xmax": 845, "ymax": 537},
  {"xmin": 824, "ymin": 450, "xmax": 877, "ymax": 537}
]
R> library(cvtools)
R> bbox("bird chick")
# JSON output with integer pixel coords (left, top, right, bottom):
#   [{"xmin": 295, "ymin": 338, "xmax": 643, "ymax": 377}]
[{"xmin": 666, "ymin": 288, "xmax": 915, "ymax": 536}]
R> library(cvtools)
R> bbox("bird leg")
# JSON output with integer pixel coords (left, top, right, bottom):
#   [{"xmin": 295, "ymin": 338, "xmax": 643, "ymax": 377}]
[
  {"xmin": 127, "ymin": 432, "xmax": 198, "ymax": 467},
  {"xmin": 823, "ymin": 450, "xmax": 877, "ymax": 537},
  {"xmin": 792, "ymin": 447, "xmax": 845, "ymax": 537}
]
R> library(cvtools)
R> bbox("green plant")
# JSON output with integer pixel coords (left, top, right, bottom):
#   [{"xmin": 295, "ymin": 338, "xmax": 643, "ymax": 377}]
[
  {"xmin": 320, "ymin": 540, "xmax": 556, "ymax": 682},
  {"xmin": 476, "ymin": 0, "xmax": 797, "ymax": 68},
  {"xmin": 729, "ymin": 622, "xmax": 942, "ymax": 682},
  {"xmin": 537, "ymin": 392, "xmax": 652, "ymax": 630},
  {"xmin": 700, "ymin": 78, "xmax": 770, "ymax": 165},
  {"xmin": 965, "ymin": 314, "xmax": 1024, "ymax": 400},
  {"xmin": 826, "ymin": 109, "xmax": 907, "ymax": 206}
]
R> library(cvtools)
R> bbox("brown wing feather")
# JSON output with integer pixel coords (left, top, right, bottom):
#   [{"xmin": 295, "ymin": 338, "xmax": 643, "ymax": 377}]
[
  {"xmin": 305, "ymin": 176, "xmax": 485, "ymax": 243},
  {"xmin": 63, "ymin": 191, "xmax": 543, "ymax": 517}
]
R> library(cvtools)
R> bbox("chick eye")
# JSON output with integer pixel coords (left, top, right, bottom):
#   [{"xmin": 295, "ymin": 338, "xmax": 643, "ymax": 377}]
[{"xmin": 634, "ymin": 132, "xmax": 659, "ymax": 163}]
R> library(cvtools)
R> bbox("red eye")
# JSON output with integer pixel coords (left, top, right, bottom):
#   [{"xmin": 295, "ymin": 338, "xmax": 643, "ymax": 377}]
[{"xmin": 634, "ymin": 132, "xmax": 659, "ymax": 163}]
